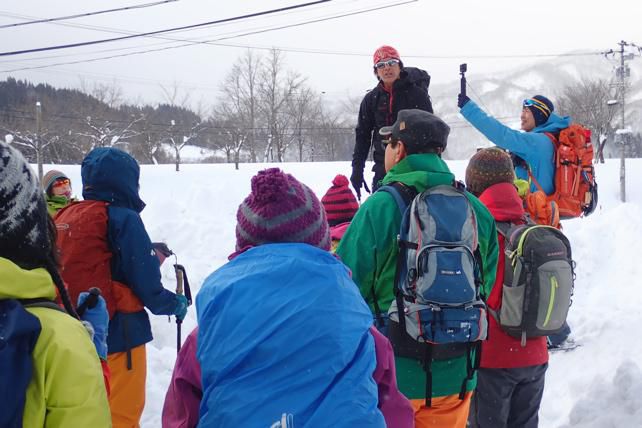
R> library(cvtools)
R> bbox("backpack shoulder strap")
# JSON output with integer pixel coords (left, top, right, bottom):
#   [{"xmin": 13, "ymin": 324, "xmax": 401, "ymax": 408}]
[
  {"xmin": 20, "ymin": 298, "xmax": 66, "ymax": 313},
  {"xmin": 495, "ymin": 221, "xmax": 512, "ymax": 238},
  {"xmin": 377, "ymin": 182, "xmax": 418, "ymax": 216}
]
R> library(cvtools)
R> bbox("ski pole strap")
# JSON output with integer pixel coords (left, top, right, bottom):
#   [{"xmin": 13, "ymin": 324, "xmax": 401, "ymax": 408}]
[
  {"xmin": 174, "ymin": 264, "xmax": 193, "ymax": 304},
  {"xmin": 424, "ymin": 344, "xmax": 433, "ymax": 408}
]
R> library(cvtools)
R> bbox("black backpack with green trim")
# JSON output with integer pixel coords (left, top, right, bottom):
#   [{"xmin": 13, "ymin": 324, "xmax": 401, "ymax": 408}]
[{"xmin": 490, "ymin": 221, "xmax": 575, "ymax": 346}]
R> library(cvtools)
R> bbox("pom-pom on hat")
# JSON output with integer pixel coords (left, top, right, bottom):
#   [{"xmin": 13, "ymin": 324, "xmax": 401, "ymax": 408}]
[
  {"xmin": 321, "ymin": 174, "xmax": 359, "ymax": 227},
  {"xmin": 235, "ymin": 168, "xmax": 331, "ymax": 252},
  {"xmin": 465, "ymin": 147, "xmax": 516, "ymax": 196}
]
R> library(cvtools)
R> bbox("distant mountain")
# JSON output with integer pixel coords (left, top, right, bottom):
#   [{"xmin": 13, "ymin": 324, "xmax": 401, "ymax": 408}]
[{"xmin": 430, "ymin": 52, "xmax": 642, "ymax": 159}]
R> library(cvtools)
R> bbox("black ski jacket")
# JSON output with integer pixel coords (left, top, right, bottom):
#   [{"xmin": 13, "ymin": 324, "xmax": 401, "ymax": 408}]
[{"xmin": 352, "ymin": 67, "xmax": 433, "ymax": 170}]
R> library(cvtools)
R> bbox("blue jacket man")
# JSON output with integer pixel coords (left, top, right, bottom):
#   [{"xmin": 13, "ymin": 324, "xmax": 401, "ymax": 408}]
[
  {"xmin": 459, "ymin": 95, "xmax": 571, "ymax": 195},
  {"xmin": 57, "ymin": 147, "xmax": 188, "ymax": 427},
  {"xmin": 458, "ymin": 95, "xmax": 574, "ymax": 350}
]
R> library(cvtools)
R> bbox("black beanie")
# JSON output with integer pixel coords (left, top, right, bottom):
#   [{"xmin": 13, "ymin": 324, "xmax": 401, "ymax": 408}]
[
  {"xmin": 0, "ymin": 141, "xmax": 52, "ymax": 269},
  {"xmin": 525, "ymin": 95, "xmax": 554, "ymax": 127}
]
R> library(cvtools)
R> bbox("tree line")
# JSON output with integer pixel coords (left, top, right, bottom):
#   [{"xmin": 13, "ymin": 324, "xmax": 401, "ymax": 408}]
[
  {"xmin": 1, "ymin": 48, "xmax": 640, "ymax": 178},
  {"xmin": 0, "ymin": 49, "xmax": 356, "ymax": 174}
]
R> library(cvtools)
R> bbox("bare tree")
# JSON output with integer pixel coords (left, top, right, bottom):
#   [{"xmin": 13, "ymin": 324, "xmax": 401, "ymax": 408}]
[
  {"xmin": 216, "ymin": 50, "xmax": 262, "ymax": 163},
  {"xmin": 309, "ymin": 106, "xmax": 352, "ymax": 161},
  {"xmin": 160, "ymin": 81, "xmax": 192, "ymax": 109},
  {"xmin": 258, "ymin": 48, "xmax": 303, "ymax": 162},
  {"xmin": 557, "ymin": 78, "xmax": 619, "ymax": 163},
  {"xmin": 77, "ymin": 115, "xmax": 144, "ymax": 150},
  {"xmin": 1, "ymin": 128, "xmax": 59, "ymax": 179},
  {"xmin": 79, "ymin": 78, "xmax": 124, "ymax": 109},
  {"xmin": 164, "ymin": 120, "xmax": 205, "ymax": 171},
  {"xmin": 288, "ymin": 85, "xmax": 320, "ymax": 161}
]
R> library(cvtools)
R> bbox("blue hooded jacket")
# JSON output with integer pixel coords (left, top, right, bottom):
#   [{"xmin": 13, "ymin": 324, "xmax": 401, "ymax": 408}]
[
  {"xmin": 461, "ymin": 99, "xmax": 571, "ymax": 194},
  {"xmin": 82, "ymin": 147, "xmax": 177, "ymax": 353},
  {"xmin": 196, "ymin": 243, "xmax": 385, "ymax": 428}
]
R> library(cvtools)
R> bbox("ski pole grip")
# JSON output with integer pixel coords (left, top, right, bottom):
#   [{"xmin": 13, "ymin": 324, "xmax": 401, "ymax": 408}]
[
  {"xmin": 175, "ymin": 264, "xmax": 184, "ymax": 295},
  {"xmin": 77, "ymin": 287, "xmax": 101, "ymax": 317}
]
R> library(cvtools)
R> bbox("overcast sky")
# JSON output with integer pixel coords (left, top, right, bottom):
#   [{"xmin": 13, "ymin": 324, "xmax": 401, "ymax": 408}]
[{"xmin": 1, "ymin": 0, "xmax": 641, "ymax": 109}]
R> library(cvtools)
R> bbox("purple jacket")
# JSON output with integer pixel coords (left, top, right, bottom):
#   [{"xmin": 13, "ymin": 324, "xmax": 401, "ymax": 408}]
[{"xmin": 162, "ymin": 326, "xmax": 413, "ymax": 428}]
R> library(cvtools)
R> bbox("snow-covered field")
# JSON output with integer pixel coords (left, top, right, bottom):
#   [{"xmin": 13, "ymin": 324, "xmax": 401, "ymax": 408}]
[{"xmin": 49, "ymin": 158, "xmax": 642, "ymax": 427}]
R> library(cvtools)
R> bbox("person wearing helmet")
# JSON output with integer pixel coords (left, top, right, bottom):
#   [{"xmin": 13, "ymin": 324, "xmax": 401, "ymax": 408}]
[
  {"xmin": 337, "ymin": 109, "xmax": 499, "ymax": 427},
  {"xmin": 351, "ymin": 45, "xmax": 434, "ymax": 198}
]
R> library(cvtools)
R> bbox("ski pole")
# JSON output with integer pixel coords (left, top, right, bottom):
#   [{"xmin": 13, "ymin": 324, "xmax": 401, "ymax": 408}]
[
  {"xmin": 77, "ymin": 287, "xmax": 101, "ymax": 317},
  {"xmin": 173, "ymin": 262, "xmax": 192, "ymax": 353}
]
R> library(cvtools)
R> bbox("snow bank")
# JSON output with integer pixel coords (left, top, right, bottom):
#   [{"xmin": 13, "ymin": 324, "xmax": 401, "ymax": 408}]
[{"xmin": 39, "ymin": 158, "xmax": 642, "ymax": 427}]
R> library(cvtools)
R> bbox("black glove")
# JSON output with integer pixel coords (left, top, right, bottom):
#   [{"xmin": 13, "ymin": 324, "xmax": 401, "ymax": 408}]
[
  {"xmin": 458, "ymin": 93, "xmax": 470, "ymax": 109},
  {"xmin": 350, "ymin": 168, "xmax": 364, "ymax": 200},
  {"xmin": 152, "ymin": 242, "xmax": 173, "ymax": 258}
]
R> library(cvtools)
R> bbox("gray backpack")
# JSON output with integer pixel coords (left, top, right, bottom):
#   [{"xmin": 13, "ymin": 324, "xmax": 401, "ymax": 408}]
[
  {"xmin": 491, "ymin": 222, "xmax": 575, "ymax": 346},
  {"xmin": 381, "ymin": 182, "xmax": 487, "ymax": 406}
]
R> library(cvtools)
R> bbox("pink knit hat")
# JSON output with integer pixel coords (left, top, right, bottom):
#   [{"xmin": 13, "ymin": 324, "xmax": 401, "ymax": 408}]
[{"xmin": 235, "ymin": 168, "xmax": 331, "ymax": 252}]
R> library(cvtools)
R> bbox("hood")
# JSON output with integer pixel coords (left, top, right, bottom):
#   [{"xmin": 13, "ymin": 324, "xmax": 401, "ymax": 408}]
[
  {"xmin": 381, "ymin": 153, "xmax": 454, "ymax": 192},
  {"xmin": 478, "ymin": 182, "xmax": 525, "ymax": 222},
  {"xmin": 0, "ymin": 257, "xmax": 56, "ymax": 300},
  {"xmin": 81, "ymin": 147, "xmax": 145, "ymax": 212},
  {"xmin": 400, "ymin": 67, "xmax": 430, "ymax": 88},
  {"xmin": 534, "ymin": 112, "xmax": 571, "ymax": 134}
]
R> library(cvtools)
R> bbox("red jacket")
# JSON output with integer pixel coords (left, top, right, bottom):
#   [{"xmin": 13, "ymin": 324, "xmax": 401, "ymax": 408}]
[{"xmin": 478, "ymin": 182, "xmax": 549, "ymax": 369}]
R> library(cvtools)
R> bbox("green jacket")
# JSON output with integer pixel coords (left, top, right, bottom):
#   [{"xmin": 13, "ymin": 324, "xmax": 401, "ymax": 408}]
[
  {"xmin": 0, "ymin": 257, "xmax": 111, "ymax": 427},
  {"xmin": 336, "ymin": 154, "xmax": 499, "ymax": 399},
  {"xmin": 46, "ymin": 194, "xmax": 72, "ymax": 216}
]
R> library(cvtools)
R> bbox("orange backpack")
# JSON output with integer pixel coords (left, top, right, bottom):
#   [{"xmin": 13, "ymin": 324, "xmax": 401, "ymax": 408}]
[
  {"xmin": 528, "ymin": 123, "xmax": 598, "ymax": 222},
  {"xmin": 54, "ymin": 200, "xmax": 144, "ymax": 318}
]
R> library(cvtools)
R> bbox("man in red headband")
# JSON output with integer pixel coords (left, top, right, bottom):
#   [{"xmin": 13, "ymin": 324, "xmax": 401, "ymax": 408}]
[{"xmin": 350, "ymin": 45, "xmax": 433, "ymax": 198}]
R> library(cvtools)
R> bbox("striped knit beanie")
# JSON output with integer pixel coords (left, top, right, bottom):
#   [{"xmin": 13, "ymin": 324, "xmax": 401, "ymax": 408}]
[
  {"xmin": 235, "ymin": 168, "xmax": 331, "ymax": 251},
  {"xmin": 42, "ymin": 170, "xmax": 69, "ymax": 196},
  {"xmin": 0, "ymin": 141, "xmax": 51, "ymax": 267},
  {"xmin": 321, "ymin": 174, "xmax": 359, "ymax": 227},
  {"xmin": 465, "ymin": 147, "xmax": 516, "ymax": 196},
  {"xmin": 524, "ymin": 95, "xmax": 554, "ymax": 127}
]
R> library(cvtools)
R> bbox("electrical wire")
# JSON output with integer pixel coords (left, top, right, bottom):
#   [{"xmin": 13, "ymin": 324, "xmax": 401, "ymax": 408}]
[
  {"xmin": 0, "ymin": 0, "xmax": 416, "ymax": 74},
  {"xmin": 0, "ymin": 1, "xmax": 178, "ymax": 29},
  {"xmin": 0, "ymin": 0, "xmax": 332, "ymax": 57}
]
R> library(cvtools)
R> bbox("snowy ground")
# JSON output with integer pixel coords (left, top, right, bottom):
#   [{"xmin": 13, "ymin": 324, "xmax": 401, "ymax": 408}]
[{"xmin": 50, "ymin": 158, "xmax": 642, "ymax": 427}]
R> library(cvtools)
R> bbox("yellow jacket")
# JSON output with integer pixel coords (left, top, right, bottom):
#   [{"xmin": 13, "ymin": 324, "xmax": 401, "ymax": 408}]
[{"xmin": 0, "ymin": 258, "xmax": 111, "ymax": 427}]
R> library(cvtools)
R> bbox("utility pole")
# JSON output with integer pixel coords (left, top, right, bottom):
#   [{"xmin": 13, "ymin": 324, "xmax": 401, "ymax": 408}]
[
  {"xmin": 618, "ymin": 41, "xmax": 627, "ymax": 202},
  {"xmin": 611, "ymin": 40, "xmax": 637, "ymax": 203},
  {"xmin": 35, "ymin": 101, "xmax": 43, "ymax": 182}
]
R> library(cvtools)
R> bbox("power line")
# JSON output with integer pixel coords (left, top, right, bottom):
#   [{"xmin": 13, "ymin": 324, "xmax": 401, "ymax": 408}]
[
  {"xmin": 0, "ymin": 0, "xmax": 417, "ymax": 74},
  {"xmin": 0, "ymin": 1, "xmax": 178, "ymax": 29},
  {"xmin": 0, "ymin": 0, "xmax": 332, "ymax": 57}
]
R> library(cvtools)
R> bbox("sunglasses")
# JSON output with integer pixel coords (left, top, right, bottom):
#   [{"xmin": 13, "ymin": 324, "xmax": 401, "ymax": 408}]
[
  {"xmin": 374, "ymin": 59, "xmax": 400, "ymax": 69},
  {"xmin": 382, "ymin": 137, "xmax": 399, "ymax": 148},
  {"xmin": 52, "ymin": 178, "xmax": 70, "ymax": 188}
]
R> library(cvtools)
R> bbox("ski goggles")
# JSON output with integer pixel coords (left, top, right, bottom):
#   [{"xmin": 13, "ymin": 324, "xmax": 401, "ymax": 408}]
[
  {"xmin": 374, "ymin": 59, "xmax": 400, "ymax": 69},
  {"xmin": 52, "ymin": 178, "xmax": 70, "ymax": 187},
  {"xmin": 523, "ymin": 98, "xmax": 551, "ymax": 115}
]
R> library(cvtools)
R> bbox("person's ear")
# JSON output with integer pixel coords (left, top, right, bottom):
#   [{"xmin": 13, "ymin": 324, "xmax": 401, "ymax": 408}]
[{"xmin": 396, "ymin": 141, "xmax": 408, "ymax": 162}]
